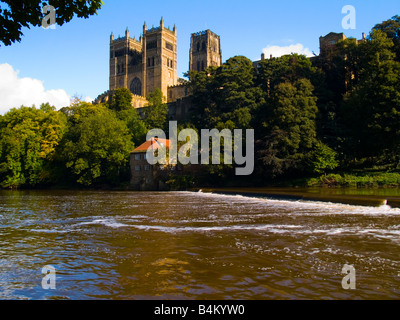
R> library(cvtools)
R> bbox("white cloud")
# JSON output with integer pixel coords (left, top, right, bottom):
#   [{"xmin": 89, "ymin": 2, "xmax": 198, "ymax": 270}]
[
  {"xmin": 262, "ymin": 43, "xmax": 314, "ymax": 59},
  {"xmin": 0, "ymin": 63, "xmax": 71, "ymax": 115},
  {"xmin": 84, "ymin": 96, "xmax": 94, "ymax": 103}
]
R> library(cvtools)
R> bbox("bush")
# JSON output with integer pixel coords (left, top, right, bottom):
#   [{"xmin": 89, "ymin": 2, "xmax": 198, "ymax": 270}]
[{"xmin": 166, "ymin": 175, "xmax": 196, "ymax": 190}]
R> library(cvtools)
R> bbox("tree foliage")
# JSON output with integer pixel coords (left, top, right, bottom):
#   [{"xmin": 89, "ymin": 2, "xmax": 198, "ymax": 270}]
[
  {"xmin": 257, "ymin": 79, "xmax": 318, "ymax": 177},
  {"xmin": 373, "ymin": 15, "xmax": 400, "ymax": 61},
  {"xmin": 189, "ymin": 56, "xmax": 264, "ymax": 130},
  {"xmin": 0, "ymin": 0, "xmax": 104, "ymax": 46},
  {"xmin": 309, "ymin": 141, "xmax": 339, "ymax": 175},
  {"xmin": 109, "ymin": 88, "xmax": 148, "ymax": 146},
  {"xmin": 144, "ymin": 88, "xmax": 169, "ymax": 130},
  {"xmin": 110, "ymin": 88, "xmax": 134, "ymax": 112},
  {"xmin": 60, "ymin": 102, "xmax": 134, "ymax": 186},
  {"xmin": 0, "ymin": 104, "xmax": 67, "ymax": 188},
  {"xmin": 341, "ymin": 29, "xmax": 400, "ymax": 159}
]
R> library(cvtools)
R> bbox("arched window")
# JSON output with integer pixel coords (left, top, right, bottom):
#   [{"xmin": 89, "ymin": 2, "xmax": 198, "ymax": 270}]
[
  {"xmin": 202, "ymin": 42, "xmax": 206, "ymax": 51},
  {"xmin": 197, "ymin": 61, "xmax": 200, "ymax": 71},
  {"xmin": 197, "ymin": 42, "xmax": 200, "ymax": 52},
  {"xmin": 201, "ymin": 61, "xmax": 205, "ymax": 71},
  {"xmin": 130, "ymin": 77, "xmax": 142, "ymax": 96}
]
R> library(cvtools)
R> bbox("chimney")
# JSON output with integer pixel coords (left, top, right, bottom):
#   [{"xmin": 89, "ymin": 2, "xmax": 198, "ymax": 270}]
[
  {"xmin": 270, "ymin": 54, "xmax": 273, "ymax": 59},
  {"xmin": 261, "ymin": 53, "xmax": 265, "ymax": 61},
  {"xmin": 362, "ymin": 32, "xmax": 366, "ymax": 40}
]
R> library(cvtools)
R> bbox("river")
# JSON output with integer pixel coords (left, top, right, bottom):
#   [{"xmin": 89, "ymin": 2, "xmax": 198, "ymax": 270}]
[{"xmin": 0, "ymin": 189, "xmax": 399, "ymax": 300}]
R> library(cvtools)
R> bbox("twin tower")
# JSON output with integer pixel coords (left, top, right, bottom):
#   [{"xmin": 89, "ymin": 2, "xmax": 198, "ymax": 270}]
[{"xmin": 109, "ymin": 18, "xmax": 222, "ymax": 106}]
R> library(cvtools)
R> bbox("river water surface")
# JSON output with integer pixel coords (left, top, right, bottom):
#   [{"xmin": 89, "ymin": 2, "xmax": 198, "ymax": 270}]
[{"xmin": 1, "ymin": 190, "xmax": 400, "ymax": 300}]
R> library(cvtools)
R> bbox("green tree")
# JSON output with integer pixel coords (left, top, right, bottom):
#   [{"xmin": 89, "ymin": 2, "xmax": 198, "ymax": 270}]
[
  {"xmin": 0, "ymin": 0, "xmax": 104, "ymax": 46},
  {"xmin": 144, "ymin": 88, "xmax": 169, "ymax": 130},
  {"xmin": 255, "ymin": 54, "xmax": 325, "ymax": 138},
  {"xmin": 257, "ymin": 54, "xmax": 323, "ymax": 95},
  {"xmin": 187, "ymin": 56, "xmax": 264, "ymax": 183},
  {"xmin": 60, "ymin": 102, "xmax": 134, "ymax": 186},
  {"xmin": 110, "ymin": 88, "xmax": 134, "ymax": 112},
  {"xmin": 341, "ymin": 29, "xmax": 400, "ymax": 161},
  {"xmin": 257, "ymin": 79, "xmax": 318, "ymax": 177},
  {"xmin": 0, "ymin": 105, "xmax": 67, "ymax": 188},
  {"xmin": 118, "ymin": 108, "xmax": 147, "ymax": 147},
  {"xmin": 309, "ymin": 141, "xmax": 339, "ymax": 175},
  {"xmin": 108, "ymin": 88, "xmax": 148, "ymax": 146},
  {"xmin": 373, "ymin": 16, "xmax": 400, "ymax": 61},
  {"xmin": 189, "ymin": 56, "xmax": 264, "ymax": 129}
]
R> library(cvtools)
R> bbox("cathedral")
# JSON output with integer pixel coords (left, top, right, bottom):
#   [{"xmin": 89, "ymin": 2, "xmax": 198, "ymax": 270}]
[
  {"xmin": 95, "ymin": 17, "xmax": 366, "ymax": 120},
  {"xmin": 95, "ymin": 18, "xmax": 222, "ymax": 118}
]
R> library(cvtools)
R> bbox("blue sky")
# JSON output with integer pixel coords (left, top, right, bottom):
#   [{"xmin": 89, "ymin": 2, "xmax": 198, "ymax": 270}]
[{"xmin": 0, "ymin": 0, "xmax": 399, "ymax": 113}]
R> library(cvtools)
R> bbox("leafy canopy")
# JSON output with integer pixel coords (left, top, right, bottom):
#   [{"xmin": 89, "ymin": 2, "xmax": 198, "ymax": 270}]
[
  {"xmin": 0, "ymin": 0, "xmax": 104, "ymax": 46},
  {"xmin": 109, "ymin": 88, "xmax": 148, "ymax": 146},
  {"xmin": 60, "ymin": 102, "xmax": 134, "ymax": 186},
  {"xmin": 0, "ymin": 104, "xmax": 67, "ymax": 188},
  {"xmin": 144, "ymin": 88, "xmax": 169, "ymax": 131}
]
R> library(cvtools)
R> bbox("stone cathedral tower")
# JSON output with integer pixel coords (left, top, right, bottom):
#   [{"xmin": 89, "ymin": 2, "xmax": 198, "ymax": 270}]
[
  {"xmin": 189, "ymin": 30, "xmax": 222, "ymax": 72},
  {"xmin": 100, "ymin": 20, "xmax": 223, "ymax": 111},
  {"xmin": 109, "ymin": 18, "xmax": 178, "ymax": 102}
]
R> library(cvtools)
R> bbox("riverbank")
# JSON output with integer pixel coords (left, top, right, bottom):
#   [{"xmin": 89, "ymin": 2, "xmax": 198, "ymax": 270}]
[
  {"xmin": 303, "ymin": 172, "xmax": 400, "ymax": 188},
  {"xmin": 4, "ymin": 176, "xmax": 400, "ymax": 208},
  {"xmin": 197, "ymin": 187, "xmax": 400, "ymax": 208}
]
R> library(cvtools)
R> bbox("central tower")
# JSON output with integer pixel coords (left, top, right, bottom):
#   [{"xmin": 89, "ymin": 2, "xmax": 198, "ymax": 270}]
[
  {"xmin": 143, "ymin": 17, "xmax": 178, "ymax": 98},
  {"xmin": 109, "ymin": 18, "xmax": 178, "ymax": 100}
]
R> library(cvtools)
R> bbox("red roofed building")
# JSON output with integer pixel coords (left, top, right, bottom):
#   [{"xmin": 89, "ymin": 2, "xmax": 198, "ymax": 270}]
[
  {"xmin": 130, "ymin": 138, "xmax": 171, "ymax": 190},
  {"xmin": 132, "ymin": 138, "xmax": 171, "ymax": 153}
]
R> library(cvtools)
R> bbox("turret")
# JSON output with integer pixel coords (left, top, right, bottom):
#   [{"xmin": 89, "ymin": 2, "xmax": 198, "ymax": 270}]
[
  {"xmin": 143, "ymin": 22, "xmax": 147, "ymax": 35},
  {"xmin": 125, "ymin": 27, "xmax": 129, "ymax": 38},
  {"xmin": 110, "ymin": 32, "xmax": 114, "ymax": 42},
  {"xmin": 160, "ymin": 17, "xmax": 164, "ymax": 29}
]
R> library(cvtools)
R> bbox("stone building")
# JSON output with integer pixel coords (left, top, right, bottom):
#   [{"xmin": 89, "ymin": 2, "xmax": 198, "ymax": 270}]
[
  {"xmin": 130, "ymin": 138, "xmax": 171, "ymax": 190},
  {"xmin": 95, "ymin": 20, "xmax": 223, "ymax": 119},
  {"xmin": 318, "ymin": 32, "xmax": 348, "ymax": 57},
  {"xmin": 189, "ymin": 29, "xmax": 222, "ymax": 72},
  {"xmin": 109, "ymin": 18, "xmax": 178, "ymax": 102},
  {"xmin": 130, "ymin": 136, "xmax": 203, "ymax": 190},
  {"xmin": 97, "ymin": 19, "xmax": 370, "ymax": 123}
]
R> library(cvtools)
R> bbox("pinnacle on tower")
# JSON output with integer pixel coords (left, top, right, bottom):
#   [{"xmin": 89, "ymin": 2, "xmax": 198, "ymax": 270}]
[{"xmin": 160, "ymin": 17, "xmax": 164, "ymax": 28}]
